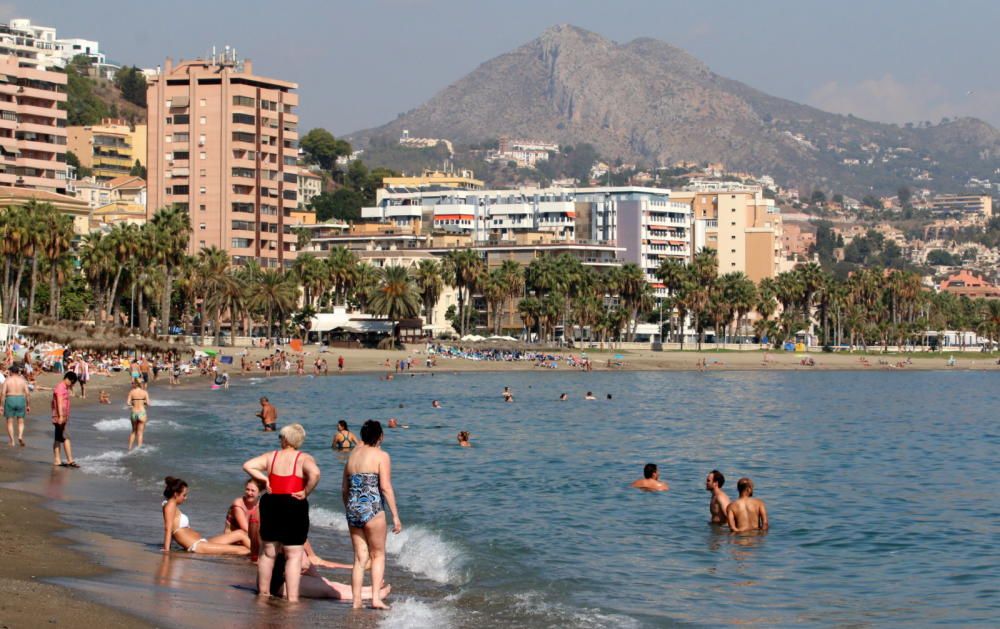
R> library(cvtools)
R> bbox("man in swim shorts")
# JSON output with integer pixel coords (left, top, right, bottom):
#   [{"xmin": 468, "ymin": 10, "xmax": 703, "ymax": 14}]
[
  {"xmin": 726, "ymin": 477, "xmax": 769, "ymax": 532},
  {"xmin": 2, "ymin": 363, "xmax": 30, "ymax": 447},
  {"xmin": 705, "ymin": 470, "xmax": 731, "ymax": 526},
  {"xmin": 127, "ymin": 379, "xmax": 150, "ymax": 450},
  {"xmin": 630, "ymin": 463, "xmax": 669, "ymax": 491},
  {"xmin": 257, "ymin": 397, "xmax": 277, "ymax": 431},
  {"xmin": 52, "ymin": 371, "xmax": 79, "ymax": 467}
]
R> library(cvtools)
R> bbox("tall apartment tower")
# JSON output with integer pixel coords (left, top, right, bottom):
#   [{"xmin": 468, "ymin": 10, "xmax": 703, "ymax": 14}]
[
  {"xmin": 0, "ymin": 55, "xmax": 68, "ymax": 192},
  {"xmin": 146, "ymin": 54, "xmax": 299, "ymax": 267}
]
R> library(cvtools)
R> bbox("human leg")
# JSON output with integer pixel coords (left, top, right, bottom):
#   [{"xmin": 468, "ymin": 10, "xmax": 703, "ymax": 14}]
[
  {"xmin": 206, "ymin": 529, "xmax": 251, "ymax": 548},
  {"xmin": 349, "ymin": 526, "xmax": 369, "ymax": 609},
  {"xmin": 256, "ymin": 541, "xmax": 278, "ymax": 597},
  {"xmin": 136, "ymin": 418, "xmax": 146, "ymax": 448},
  {"xmin": 192, "ymin": 541, "xmax": 251, "ymax": 556},
  {"xmin": 364, "ymin": 512, "xmax": 389, "ymax": 609},
  {"xmin": 16, "ymin": 418, "xmax": 24, "ymax": 446},
  {"xmin": 283, "ymin": 545, "xmax": 304, "ymax": 602},
  {"xmin": 128, "ymin": 419, "xmax": 138, "ymax": 450},
  {"xmin": 5, "ymin": 417, "xmax": 13, "ymax": 446}
]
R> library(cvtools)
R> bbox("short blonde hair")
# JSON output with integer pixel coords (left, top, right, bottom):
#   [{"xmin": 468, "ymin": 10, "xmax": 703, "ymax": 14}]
[{"xmin": 279, "ymin": 423, "xmax": 306, "ymax": 449}]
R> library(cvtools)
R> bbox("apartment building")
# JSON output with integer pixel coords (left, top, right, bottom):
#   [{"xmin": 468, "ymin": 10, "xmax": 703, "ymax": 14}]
[
  {"xmin": 297, "ymin": 169, "xmax": 322, "ymax": 209},
  {"xmin": 146, "ymin": 54, "xmax": 300, "ymax": 267},
  {"xmin": 675, "ymin": 186, "xmax": 785, "ymax": 282},
  {"xmin": 928, "ymin": 194, "xmax": 992, "ymax": 222},
  {"xmin": 68, "ymin": 118, "xmax": 147, "ymax": 181},
  {"xmin": 1, "ymin": 19, "xmax": 114, "ymax": 76},
  {"xmin": 0, "ymin": 55, "xmax": 68, "ymax": 193},
  {"xmin": 89, "ymin": 175, "xmax": 147, "ymax": 230}
]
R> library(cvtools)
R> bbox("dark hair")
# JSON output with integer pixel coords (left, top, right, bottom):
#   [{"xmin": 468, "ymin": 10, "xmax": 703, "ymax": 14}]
[
  {"xmin": 710, "ymin": 470, "xmax": 725, "ymax": 487},
  {"xmin": 337, "ymin": 420, "xmax": 348, "ymax": 430},
  {"xmin": 737, "ymin": 477, "xmax": 753, "ymax": 495},
  {"xmin": 643, "ymin": 463, "xmax": 657, "ymax": 479},
  {"xmin": 606, "ymin": 394, "xmax": 612, "ymax": 400},
  {"xmin": 246, "ymin": 478, "xmax": 266, "ymax": 490},
  {"xmin": 9, "ymin": 363, "xmax": 21, "ymax": 374},
  {"xmin": 360, "ymin": 420, "xmax": 383, "ymax": 446},
  {"xmin": 163, "ymin": 476, "xmax": 188, "ymax": 499},
  {"xmin": 63, "ymin": 371, "xmax": 79, "ymax": 384},
  {"xmin": 260, "ymin": 397, "xmax": 268, "ymax": 403}
]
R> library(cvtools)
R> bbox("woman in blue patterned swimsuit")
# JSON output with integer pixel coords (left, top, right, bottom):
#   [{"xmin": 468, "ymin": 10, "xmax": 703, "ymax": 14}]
[{"xmin": 342, "ymin": 420, "xmax": 401, "ymax": 609}]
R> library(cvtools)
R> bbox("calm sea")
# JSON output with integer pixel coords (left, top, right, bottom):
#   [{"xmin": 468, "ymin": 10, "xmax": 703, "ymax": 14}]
[{"xmin": 21, "ymin": 369, "xmax": 1000, "ymax": 628}]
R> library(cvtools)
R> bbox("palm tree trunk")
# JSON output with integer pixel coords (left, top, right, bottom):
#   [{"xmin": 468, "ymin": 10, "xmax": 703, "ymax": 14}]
[
  {"xmin": 11, "ymin": 258, "xmax": 26, "ymax": 324},
  {"xmin": 48, "ymin": 268, "xmax": 58, "ymax": 317},
  {"xmin": 108, "ymin": 266, "xmax": 125, "ymax": 320},
  {"xmin": 26, "ymin": 255, "xmax": 39, "ymax": 324},
  {"xmin": 160, "ymin": 266, "xmax": 172, "ymax": 335},
  {"xmin": 214, "ymin": 304, "xmax": 223, "ymax": 346},
  {"xmin": 1, "ymin": 256, "xmax": 12, "ymax": 323}
]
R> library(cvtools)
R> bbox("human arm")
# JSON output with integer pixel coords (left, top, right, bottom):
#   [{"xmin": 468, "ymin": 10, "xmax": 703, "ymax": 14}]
[
  {"xmin": 379, "ymin": 453, "xmax": 402, "ymax": 534},
  {"xmin": 758, "ymin": 503, "xmax": 769, "ymax": 530},
  {"xmin": 341, "ymin": 462, "xmax": 350, "ymax": 508},
  {"xmin": 242, "ymin": 453, "xmax": 272, "ymax": 492},
  {"xmin": 726, "ymin": 504, "xmax": 741, "ymax": 532},
  {"xmin": 292, "ymin": 453, "xmax": 320, "ymax": 500},
  {"xmin": 162, "ymin": 502, "xmax": 175, "ymax": 552},
  {"xmin": 230, "ymin": 501, "xmax": 250, "ymax": 533}
]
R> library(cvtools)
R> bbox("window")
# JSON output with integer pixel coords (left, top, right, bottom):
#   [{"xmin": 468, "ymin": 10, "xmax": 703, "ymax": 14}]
[
  {"xmin": 199, "ymin": 134, "xmax": 206, "ymax": 145},
  {"xmin": 174, "ymin": 114, "xmax": 190, "ymax": 125},
  {"xmin": 233, "ymin": 95, "xmax": 255, "ymax": 107},
  {"xmin": 200, "ymin": 152, "xmax": 206, "ymax": 160},
  {"xmin": 282, "ymin": 190, "xmax": 297, "ymax": 201},
  {"xmin": 232, "ymin": 220, "xmax": 255, "ymax": 231},
  {"xmin": 283, "ymin": 156, "xmax": 296, "ymax": 166},
  {"xmin": 231, "ymin": 238, "xmax": 252, "ymax": 249},
  {"xmin": 200, "ymin": 169, "xmax": 206, "ymax": 176},
  {"xmin": 173, "ymin": 133, "xmax": 189, "ymax": 142},
  {"xmin": 731, "ymin": 235, "xmax": 736, "ymax": 239},
  {"xmin": 199, "ymin": 223, "xmax": 206, "ymax": 230},
  {"xmin": 165, "ymin": 116, "xmax": 172, "ymax": 124},
  {"xmin": 173, "ymin": 185, "xmax": 189, "ymax": 195},
  {"xmin": 232, "ymin": 132, "xmax": 255, "ymax": 143},
  {"xmin": 232, "ymin": 202, "xmax": 255, "ymax": 214},
  {"xmin": 200, "ymin": 116, "xmax": 206, "ymax": 124},
  {"xmin": 172, "ymin": 151, "xmax": 189, "ymax": 160},
  {"xmin": 199, "ymin": 98, "xmax": 207, "ymax": 106},
  {"xmin": 232, "ymin": 113, "xmax": 255, "ymax": 125},
  {"xmin": 199, "ymin": 186, "xmax": 206, "ymax": 194},
  {"xmin": 731, "ymin": 249, "xmax": 736, "ymax": 253},
  {"xmin": 232, "ymin": 167, "xmax": 255, "ymax": 178},
  {"xmin": 165, "ymin": 135, "xmax": 172, "ymax": 143},
  {"xmin": 283, "ymin": 172, "xmax": 297, "ymax": 184},
  {"xmin": 199, "ymin": 240, "xmax": 206, "ymax": 249},
  {"xmin": 200, "ymin": 204, "xmax": 206, "ymax": 212},
  {"xmin": 731, "ymin": 221, "xmax": 736, "ymax": 226}
]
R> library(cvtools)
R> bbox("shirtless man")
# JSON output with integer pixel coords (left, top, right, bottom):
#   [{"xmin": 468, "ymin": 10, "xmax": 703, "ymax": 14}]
[
  {"xmin": 630, "ymin": 463, "xmax": 669, "ymax": 492},
  {"xmin": 2, "ymin": 364, "xmax": 30, "ymax": 447},
  {"xmin": 705, "ymin": 469, "xmax": 731, "ymax": 526},
  {"xmin": 257, "ymin": 397, "xmax": 277, "ymax": 431},
  {"xmin": 127, "ymin": 379, "xmax": 150, "ymax": 450},
  {"xmin": 726, "ymin": 477, "xmax": 769, "ymax": 532}
]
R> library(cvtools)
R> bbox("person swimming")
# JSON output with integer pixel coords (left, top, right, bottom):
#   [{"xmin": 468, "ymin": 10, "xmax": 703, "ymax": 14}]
[
  {"xmin": 457, "ymin": 431, "xmax": 471, "ymax": 447},
  {"xmin": 333, "ymin": 420, "xmax": 359, "ymax": 450},
  {"xmin": 585, "ymin": 392, "xmax": 596, "ymax": 400},
  {"xmin": 559, "ymin": 393, "xmax": 568, "ymax": 401},
  {"xmin": 161, "ymin": 477, "xmax": 250, "ymax": 555},
  {"xmin": 431, "ymin": 400, "xmax": 442, "ymax": 408},
  {"xmin": 502, "ymin": 387, "xmax": 513, "ymax": 402}
]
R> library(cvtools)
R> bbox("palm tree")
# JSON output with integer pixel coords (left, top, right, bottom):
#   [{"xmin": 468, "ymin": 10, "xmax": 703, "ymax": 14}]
[
  {"xmin": 795, "ymin": 262, "xmax": 825, "ymax": 333},
  {"xmin": 41, "ymin": 209, "xmax": 74, "ymax": 318},
  {"xmin": 721, "ymin": 272, "xmax": 757, "ymax": 343},
  {"xmin": 689, "ymin": 248, "xmax": 718, "ymax": 349},
  {"xmin": 499, "ymin": 259, "xmax": 525, "ymax": 333},
  {"xmin": 480, "ymin": 268, "xmax": 508, "ymax": 335},
  {"xmin": 292, "ymin": 254, "xmax": 326, "ymax": 309},
  {"xmin": 196, "ymin": 247, "xmax": 233, "ymax": 344},
  {"xmin": 369, "ymin": 265, "xmax": 421, "ymax": 345},
  {"xmin": 411, "ymin": 259, "xmax": 444, "ymax": 326},
  {"xmin": 149, "ymin": 206, "xmax": 192, "ymax": 333},
  {"xmin": 617, "ymin": 263, "xmax": 647, "ymax": 341},
  {"xmin": 517, "ymin": 297, "xmax": 541, "ymax": 341},
  {"xmin": 325, "ymin": 246, "xmax": 357, "ymax": 306},
  {"xmin": 247, "ymin": 269, "xmax": 298, "ymax": 341},
  {"xmin": 351, "ymin": 263, "xmax": 381, "ymax": 313},
  {"xmin": 656, "ymin": 258, "xmax": 692, "ymax": 347},
  {"xmin": 442, "ymin": 249, "xmax": 484, "ymax": 335}
]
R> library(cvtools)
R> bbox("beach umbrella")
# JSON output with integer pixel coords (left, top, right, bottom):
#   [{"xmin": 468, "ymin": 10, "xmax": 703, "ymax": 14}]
[{"xmin": 202, "ymin": 349, "xmax": 219, "ymax": 356}]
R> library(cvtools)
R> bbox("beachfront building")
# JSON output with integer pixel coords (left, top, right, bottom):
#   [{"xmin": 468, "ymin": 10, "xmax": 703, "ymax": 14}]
[
  {"xmin": 674, "ymin": 185, "xmax": 786, "ymax": 282},
  {"xmin": 67, "ymin": 118, "xmax": 147, "ymax": 181},
  {"xmin": 928, "ymin": 194, "xmax": 992, "ymax": 223},
  {"xmin": 939, "ymin": 270, "xmax": 1000, "ymax": 300},
  {"xmin": 0, "ymin": 55, "xmax": 68, "ymax": 194},
  {"xmin": 146, "ymin": 52, "xmax": 300, "ymax": 267},
  {"xmin": 0, "ymin": 186, "xmax": 90, "ymax": 234}
]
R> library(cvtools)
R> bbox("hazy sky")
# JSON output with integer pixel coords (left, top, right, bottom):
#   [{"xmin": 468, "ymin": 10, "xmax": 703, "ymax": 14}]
[{"xmin": 15, "ymin": 1, "xmax": 1000, "ymax": 134}]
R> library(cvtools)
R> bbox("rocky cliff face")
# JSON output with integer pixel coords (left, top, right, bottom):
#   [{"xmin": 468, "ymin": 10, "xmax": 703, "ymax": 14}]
[{"xmin": 353, "ymin": 25, "xmax": 1000, "ymax": 194}]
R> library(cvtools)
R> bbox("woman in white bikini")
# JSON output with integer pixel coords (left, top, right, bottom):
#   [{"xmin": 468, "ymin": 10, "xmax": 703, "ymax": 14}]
[{"xmin": 161, "ymin": 476, "xmax": 250, "ymax": 555}]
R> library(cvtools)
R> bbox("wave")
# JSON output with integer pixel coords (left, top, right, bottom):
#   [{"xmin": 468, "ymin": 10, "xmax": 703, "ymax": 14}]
[
  {"xmin": 94, "ymin": 418, "xmax": 182, "ymax": 431},
  {"xmin": 75, "ymin": 446, "xmax": 159, "ymax": 477},
  {"xmin": 378, "ymin": 597, "xmax": 457, "ymax": 629},
  {"xmin": 310, "ymin": 508, "xmax": 467, "ymax": 585},
  {"xmin": 148, "ymin": 399, "xmax": 183, "ymax": 407},
  {"xmin": 510, "ymin": 592, "xmax": 640, "ymax": 628}
]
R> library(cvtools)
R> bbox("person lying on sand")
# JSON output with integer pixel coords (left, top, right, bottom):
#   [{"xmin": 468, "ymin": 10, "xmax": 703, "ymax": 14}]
[{"xmin": 266, "ymin": 542, "xmax": 388, "ymax": 601}]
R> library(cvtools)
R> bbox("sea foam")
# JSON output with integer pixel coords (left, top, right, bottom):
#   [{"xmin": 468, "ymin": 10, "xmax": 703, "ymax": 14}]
[
  {"xmin": 310, "ymin": 508, "xmax": 467, "ymax": 585},
  {"xmin": 76, "ymin": 446, "xmax": 159, "ymax": 477},
  {"xmin": 95, "ymin": 418, "xmax": 182, "ymax": 431},
  {"xmin": 510, "ymin": 592, "xmax": 640, "ymax": 628},
  {"xmin": 378, "ymin": 597, "xmax": 456, "ymax": 629}
]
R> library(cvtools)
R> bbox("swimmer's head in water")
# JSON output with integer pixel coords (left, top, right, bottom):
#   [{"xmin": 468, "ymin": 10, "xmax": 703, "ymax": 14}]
[
  {"xmin": 163, "ymin": 476, "xmax": 188, "ymax": 499},
  {"xmin": 707, "ymin": 470, "xmax": 725, "ymax": 489},
  {"xmin": 361, "ymin": 420, "xmax": 383, "ymax": 446},
  {"xmin": 279, "ymin": 423, "xmax": 306, "ymax": 449},
  {"xmin": 737, "ymin": 477, "xmax": 753, "ymax": 496},
  {"xmin": 607, "ymin": 394, "xmax": 612, "ymax": 400},
  {"xmin": 458, "ymin": 431, "xmax": 470, "ymax": 442},
  {"xmin": 643, "ymin": 463, "xmax": 658, "ymax": 479},
  {"xmin": 337, "ymin": 420, "xmax": 349, "ymax": 431}
]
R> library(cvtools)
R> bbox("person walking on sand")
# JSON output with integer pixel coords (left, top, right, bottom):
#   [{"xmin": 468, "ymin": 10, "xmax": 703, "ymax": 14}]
[
  {"xmin": 726, "ymin": 477, "xmax": 769, "ymax": 533},
  {"xmin": 342, "ymin": 420, "xmax": 402, "ymax": 610},
  {"xmin": 2, "ymin": 363, "xmax": 30, "ymax": 447},
  {"xmin": 73, "ymin": 355, "xmax": 90, "ymax": 399},
  {"xmin": 127, "ymin": 379, "xmax": 150, "ymax": 450},
  {"xmin": 51, "ymin": 371, "xmax": 79, "ymax": 467},
  {"xmin": 243, "ymin": 423, "xmax": 321, "ymax": 602},
  {"xmin": 338, "ymin": 355, "xmax": 345, "ymax": 372},
  {"xmin": 630, "ymin": 463, "xmax": 669, "ymax": 491},
  {"xmin": 705, "ymin": 470, "xmax": 731, "ymax": 526},
  {"xmin": 257, "ymin": 397, "xmax": 278, "ymax": 432}
]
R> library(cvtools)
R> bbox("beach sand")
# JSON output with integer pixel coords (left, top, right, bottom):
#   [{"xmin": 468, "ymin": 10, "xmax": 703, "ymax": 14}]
[{"xmin": 2, "ymin": 342, "xmax": 996, "ymax": 627}]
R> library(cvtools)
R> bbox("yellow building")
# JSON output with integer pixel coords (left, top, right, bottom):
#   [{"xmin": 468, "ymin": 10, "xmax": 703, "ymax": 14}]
[
  {"xmin": 672, "ymin": 187, "xmax": 785, "ymax": 282},
  {"xmin": 380, "ymin": 170, "xmax": 483, "ymax": 195},
  {"xmin": 89, "ymin": 175, "xmax": 147, "ymax": 230},
  {"xmin": 67, "ymin": 118, "xmax": 147, "ymax": 181},
  {"xmin": 0, "ymin": 186, "xmax": 91, "ymax": 234}
]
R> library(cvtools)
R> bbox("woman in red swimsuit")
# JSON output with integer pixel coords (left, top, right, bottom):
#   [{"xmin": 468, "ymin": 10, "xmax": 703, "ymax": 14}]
[
  {"xmin": 242, "ymin": 423, "xmax": 321, "ymax": 602},
  {"xmin": 224, "ymin": 478, "xmax": 265, "ymax": 561}
]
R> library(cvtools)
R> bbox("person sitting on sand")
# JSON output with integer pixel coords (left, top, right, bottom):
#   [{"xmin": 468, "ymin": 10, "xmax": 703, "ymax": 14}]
[
  {"xmin": 225, "ymin": 478, "xmax": 264, "ymax": 561},
  {"xmin": 705, "ymin": 470, "xmax": 731, "ymax": 526},
  {"xmin": 161, "ymin": 477, "xmax": 250, "ymax": 555},
  {"xmin": 630, "ymin": 463, "xmax": 669, "ymax": 492},
  {"xmin": 333, "ymin": 420, "xmax": 359, "ymax": 450},
  {"xmin": 584, "ymin": 392, "xmax": 596, "ymax": 400},
  {"xmin": 457, "ymin": 431, "xmax": 471, "ymax": 447},
  {"xmin": 726, "ymin": 477, "xmax": 769, "ymax": 533},
  {"xmin": 431, "ymin": 400, "xmax": 442, "ymax": 409}
]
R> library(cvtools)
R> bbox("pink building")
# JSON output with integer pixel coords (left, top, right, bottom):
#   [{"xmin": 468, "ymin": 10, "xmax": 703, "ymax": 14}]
[
  {"xmin": 0, "ymin": 55, "xmax": 68, "ymax": 193},
  {"xmin": 146, "ymin": 55, "xmax": 299, "ymax": 267}
]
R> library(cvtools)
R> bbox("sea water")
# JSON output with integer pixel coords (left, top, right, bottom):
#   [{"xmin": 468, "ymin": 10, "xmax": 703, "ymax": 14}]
[{"xmin": 24, "ymin": 370, "xmax": 1000, "ymax": 627}]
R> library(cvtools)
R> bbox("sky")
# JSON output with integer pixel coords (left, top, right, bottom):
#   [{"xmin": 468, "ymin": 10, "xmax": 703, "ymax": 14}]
[{"xmin": 14, "ymin": 0, "xmax": 1000, "ymax": 135}]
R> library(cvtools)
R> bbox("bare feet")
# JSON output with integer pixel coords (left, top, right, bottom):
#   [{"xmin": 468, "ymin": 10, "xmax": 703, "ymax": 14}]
[
  {"xmin": 370, "ymin": 601, "xmax": 390, "ymax": 609},
  {"xmin": 18, "ymin": 438, "xmax": 25, "ymax": 447}
]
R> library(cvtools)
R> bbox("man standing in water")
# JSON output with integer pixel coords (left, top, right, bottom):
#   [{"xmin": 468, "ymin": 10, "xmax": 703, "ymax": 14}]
[
  {"xmin": 2, "ymin": 364, "xmax": 30, "ymax": 447},
  {"xmin": 127, "ymin": 379, "xmax": 150, "ymax": 450},
  {"xmin": 630, "ymin": 464, "xmax": 669, "ymax": 491},
  {"xmin": 257, "ymin": 397, "xmax": 278, "ymax": 431},
  {"xmin": 726, "ymin": 477, "xmax": 769, "ymax": 532},
  {"xmin": 52, "ymin": 371, "xmax": 79, "ymax": 467},
  {"xmin": 705, "ymin": 470, "xmax": 730, "ymax": 526}
]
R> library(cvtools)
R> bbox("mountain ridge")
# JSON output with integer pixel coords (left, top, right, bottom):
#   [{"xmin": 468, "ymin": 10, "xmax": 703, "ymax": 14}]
[{"xmin": 351, "ymin": 24, "xmax": 1000, "ymax": 195}]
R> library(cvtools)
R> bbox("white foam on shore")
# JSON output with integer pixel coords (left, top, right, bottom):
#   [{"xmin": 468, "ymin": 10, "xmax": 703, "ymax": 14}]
[
  {"xmin": 510, "ymin": 592, "xmax": 640, "ymax": 628},
  {"xmin": 385, "ymin": 526, "xmax": 468, "ymax": 586},
  {"xmin": 95, "ymin": 418, "xmax": 182, "ymax": 431},
  {"xmin": 149, "ymin": 399, "xmax": 183, "ymax": 407},
  {"xmin": 75, "ymin": 446, "xmax": 159, "ymax": 477},
  {"xmin": 310, "ymin": 507, "xmax": 349, "ymax": 532},
  {"xmin": 377, "ymin": 597, "xmax": 456, "ymax": 629}
]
